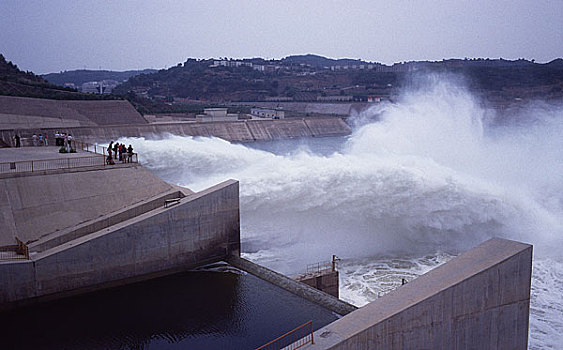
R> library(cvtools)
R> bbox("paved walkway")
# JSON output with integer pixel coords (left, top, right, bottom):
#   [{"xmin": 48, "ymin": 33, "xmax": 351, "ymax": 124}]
[{"xmin": 0, "ymin": 146, "xmax": 97, "ymax": 163}]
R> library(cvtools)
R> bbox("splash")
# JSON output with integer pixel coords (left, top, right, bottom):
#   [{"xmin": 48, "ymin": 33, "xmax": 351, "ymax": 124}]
[
  {"xmin": 122, "ymin": 79, "xmax": 562, "ymax": 265},
  {"xmin": 118, "ymin": 76, "xmax": 562, "ymax": 349}
]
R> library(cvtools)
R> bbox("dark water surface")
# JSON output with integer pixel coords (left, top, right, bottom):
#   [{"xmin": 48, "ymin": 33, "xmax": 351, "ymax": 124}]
[{"xmin": 1, "ymin": 270, "xmax": 338, "ymax": 350}]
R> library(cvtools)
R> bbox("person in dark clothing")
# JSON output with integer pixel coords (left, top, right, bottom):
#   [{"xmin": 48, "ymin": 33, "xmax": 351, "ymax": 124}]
[
  {"xmin": 113, "ymin": 143, "xmax": 118, "ymax": 160},
  {"xmin": 119, "ymin": 144, "xmax": 126, "ymax": 163},
  {"xmin": 127, "ymin": 145, "xmax": 134, "ymax": 163},
  {"xmin": 14, "ymin": 134, "xmax": 20, "ymax": 147}
]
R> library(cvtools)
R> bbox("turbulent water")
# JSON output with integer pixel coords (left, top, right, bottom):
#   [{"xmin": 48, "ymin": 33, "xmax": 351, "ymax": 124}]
[{"xmin": 118, "ymin": 77, "xmax": 563, "ymax": 349}]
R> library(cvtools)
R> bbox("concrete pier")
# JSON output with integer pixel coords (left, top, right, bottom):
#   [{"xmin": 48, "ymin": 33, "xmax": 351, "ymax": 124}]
[{"xmin": 305, "ymin": 238, "xmax": 532, "ymax": 349}]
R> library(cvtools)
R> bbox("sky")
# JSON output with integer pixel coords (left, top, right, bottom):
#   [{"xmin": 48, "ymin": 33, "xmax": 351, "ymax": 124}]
[{"xmin": 1, "ymin": 0, "xmax": 562, "ymax": 74}]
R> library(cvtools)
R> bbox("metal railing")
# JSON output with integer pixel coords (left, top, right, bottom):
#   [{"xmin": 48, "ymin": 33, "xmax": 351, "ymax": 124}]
[
  {"xmin": 306, "ymin": 255, "xmax": 340, "ymax": 275},
  {"xmin": 306, "ymin": 261, "xmax": 333, "ymax": 275},
  {"xmin": 0, "ymin": 156, "xmax": 106, "ymax": 174},
  {"xmin": 0, "ymin": 140, "xmax": 138, "ymax": 174},
  {"xmin": 256, "ymin": 321, "xmax": 314, "ymax": 350},
  {"xmin": 0, "ymin": 237, "xmax": 30, "ymax": 260}
]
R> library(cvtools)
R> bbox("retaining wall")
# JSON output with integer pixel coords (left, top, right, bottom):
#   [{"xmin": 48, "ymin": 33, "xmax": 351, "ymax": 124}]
[
  {"xmin": 231, "ymin": 102, "xmax": 369, "ymax": 116},
  {"xmin": 0, "ymin": 117, "xmax": 351, "ymax": 146},
  {"xmin": 227, "ymin": 256, "xmax": 356, "ymax": 316},
  {"xmin": 0, "ymin": 179, "xmax": 240, "ymax": 308},
  {"xmin": 306, "ymin": 238, "xmax": 532, "ymax": 349}
]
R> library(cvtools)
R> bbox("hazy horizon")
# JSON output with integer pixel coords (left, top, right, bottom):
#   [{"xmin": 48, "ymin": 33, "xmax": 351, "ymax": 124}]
[{"xmin": 1, "ymin": 0, "xmax": 562, "ymax": 74}]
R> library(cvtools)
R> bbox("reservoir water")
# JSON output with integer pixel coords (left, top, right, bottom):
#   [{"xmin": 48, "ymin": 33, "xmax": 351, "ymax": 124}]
[
  {"xmin": 1, "ymin": 265, "xmax": 338, "ymax": 349},
  {"xmin": 126, "ymin": 77, "xmax": 563, "ymax": 349}
]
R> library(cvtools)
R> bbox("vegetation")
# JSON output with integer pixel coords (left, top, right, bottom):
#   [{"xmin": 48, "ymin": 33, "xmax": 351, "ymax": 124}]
[
  {"xmin": 114, "ymin": 55, "xmax": 563, "ymax": 105},
  {"xmin": 42, "ymin": 69, "xmax": 157, "ymax": 86},
  {"xmin": 0, "ymin": 54, "xmax": 121, "ymax": 100},
  {"xmin": 2, "ymin": 53, "xmax": 562, "ymax": 114}
]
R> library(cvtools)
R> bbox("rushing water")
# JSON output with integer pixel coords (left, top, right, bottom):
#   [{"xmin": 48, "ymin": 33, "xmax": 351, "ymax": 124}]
[{"xmin": 121, "ymin": 77, "xmax": 563, "ymax": 349}]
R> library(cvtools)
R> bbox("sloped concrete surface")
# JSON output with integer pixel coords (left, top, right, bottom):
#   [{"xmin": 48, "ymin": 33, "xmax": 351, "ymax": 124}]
[
  {"xmin": 307, "ymin": 238, "xmax": 532, "ymax": 349},
  {"xmin": 0, "ymin": 180, "xmax": 240, "ymax": 307},
  {"xmin": 0, "ymin": 96, "xmax": 147, "ymax": 127},
  {"xmin": 0, "ymin": 165, "xmax": 174, "ymax": 245}
]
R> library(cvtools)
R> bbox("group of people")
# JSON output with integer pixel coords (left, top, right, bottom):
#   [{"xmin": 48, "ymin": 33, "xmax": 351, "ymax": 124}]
[
  {"xmin": 30, "ymin": 133, "xmax": 49, "ymax": 147},
  {"xmin": 11, "ymin": 132, "xmax": 73, "ymax": 149},
  {"xmin": 106, "ymin": 141, "xmax": 134, "ymax": 165},
  {"xmin": 54, "ymin": 132, "xmax": 73, "ymax": 151}
]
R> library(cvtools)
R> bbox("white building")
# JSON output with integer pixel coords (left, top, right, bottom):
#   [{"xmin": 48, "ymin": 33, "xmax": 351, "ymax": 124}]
[
  {"xmin": 80, "ymin": 80, "xmax": 119, "ymax": 94},
  {"xmin": 196, "ymin": 108, "xmax": 239, "ymax": 122},
  {"xmin": 250, "ymin": 108, "xmax": 285, "ymax": 119}
]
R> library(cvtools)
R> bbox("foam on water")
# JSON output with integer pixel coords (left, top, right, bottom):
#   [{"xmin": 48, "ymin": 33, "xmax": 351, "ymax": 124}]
[{"xmin": 119, "ymin": 76, "xmax": 563, "ymax": 349}]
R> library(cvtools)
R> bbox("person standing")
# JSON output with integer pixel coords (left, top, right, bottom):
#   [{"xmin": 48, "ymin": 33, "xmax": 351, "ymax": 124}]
[
  {"xmin": 118, "ymin": 144, "xmax": 124, "ymax": 163},
  {"xmin": 44, "ymin": 134, "xmax": 48, "ymax": 146},
  {"xmin": 14, "ymin": 134, "xmax": 20, "ymax": 147},
  {"xmin": 32, "ymin": 134, "xmax": 38, "ymax": 147},
  {"xmin": 127, "ymin": 144, "xmax": 133, "ymax": 163}
]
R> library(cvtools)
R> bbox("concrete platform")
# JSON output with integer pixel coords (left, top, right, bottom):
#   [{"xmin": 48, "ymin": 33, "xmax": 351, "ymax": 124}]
[{"xmin": 0, "ymin": 146, "xmax": 95, "ymax": 163}]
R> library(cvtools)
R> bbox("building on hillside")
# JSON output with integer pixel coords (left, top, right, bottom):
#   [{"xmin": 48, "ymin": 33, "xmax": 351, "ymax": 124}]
[
  {"xmin": 250, "ymin": 108, "xmax": 285, "ymax": 119},
  {"xmin": 317, "ymin": 95, "xmax": 353, "ymax": 102},
  {"xmin": 196, "ymin": 108, "xmax": 239, "ymax": 122},
  {"xmin": 265, "ymin": 96, "xmax": 293, "ymax": 102},
  {"xmin": 80, "ymin": 80, "xmax": 119, "ymax": 94}
]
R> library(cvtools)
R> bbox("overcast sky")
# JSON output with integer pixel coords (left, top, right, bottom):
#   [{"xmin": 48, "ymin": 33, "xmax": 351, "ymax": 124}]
[{"xmin": 1, "ymin": 0, "xmax": 562, "ymax": 74}]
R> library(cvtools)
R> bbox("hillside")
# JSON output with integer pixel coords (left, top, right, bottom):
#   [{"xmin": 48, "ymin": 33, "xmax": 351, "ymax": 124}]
[
  {"xmin": 114, "ymin": 55, "xmax": 563, "ymax": 105},
  {"xmin": 0, "ymin": 54, "xmax": 119, "ymax": 100},
  {"xmin": 42, "ymin": 69, "xmax": 157, "ymax": 86}
]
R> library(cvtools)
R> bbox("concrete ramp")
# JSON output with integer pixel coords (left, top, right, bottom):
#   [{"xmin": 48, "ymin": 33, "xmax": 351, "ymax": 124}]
[{"xmin": 0, "ymin": 166, "xmax": 175, "ymax": 245}]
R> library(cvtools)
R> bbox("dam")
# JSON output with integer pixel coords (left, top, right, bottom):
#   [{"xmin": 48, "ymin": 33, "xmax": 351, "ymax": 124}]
[{"xmin": 0, "ymin": 96, "xmax": 533, "ymax": 349}]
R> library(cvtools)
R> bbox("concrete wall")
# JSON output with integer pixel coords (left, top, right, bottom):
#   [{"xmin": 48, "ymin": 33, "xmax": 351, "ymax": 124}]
[
  {"xmin": 0, "ymin": 166, "xmax": 175, "ymax": 245},
  {"xmin": 232, "ymin": 102, "xmax": 369, "ymax": 116},
  {"xmin": 0, "ymin": 96, "xmax": 147, "ymax": 128},
  {"xmin": 228, "ymin": 256, "xmax": 356, "ymax": 316},
  {"xmin": 296, "ymin": 270, "xmax": 339, "ymax": 298},
  {"xmin": 307, "ymin": 238, "xmax": 532, "ymax": 349},
  {"xmin": 0, "ymin": 180, "xmax": 240, "ymax": 308},
  {"xmin": 0, "ymin": 117, "xmax": 351, "ymax": 146}
]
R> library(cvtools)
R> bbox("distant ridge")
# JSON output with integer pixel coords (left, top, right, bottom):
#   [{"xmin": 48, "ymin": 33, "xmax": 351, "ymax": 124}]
[
  {"xmin": 280, "ymin": 54, "xmax": 372, "ymax": 68},
  {"xmin": 114, "ymin": 54, "xmax": 563, "ymax": 105},
  {"xmin": 0, "ymin": 54, "xmax": 119, "ymax": 100},
  {"xmin": 42, "ymin": 69, "xmax": 158, "ymax": 87}
]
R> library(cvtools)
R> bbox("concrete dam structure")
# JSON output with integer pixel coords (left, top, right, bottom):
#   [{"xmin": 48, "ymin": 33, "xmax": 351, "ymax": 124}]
[
  {"xmin": 0, "ymin": 95, "xmax": 352, "ymax": 145},
  {"xmin": 0, "ymin": 96, "xmax": 533, "ymax": 348},
  {"xmin": 0, "ymin": 156, "xmax": 240, "ymax": 307}
]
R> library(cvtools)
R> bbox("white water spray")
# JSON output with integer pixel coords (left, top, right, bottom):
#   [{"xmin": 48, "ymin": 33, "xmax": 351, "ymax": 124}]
[{"xmin": 119, "ymin": 77, "xmax": 563, "ymax": 349}]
